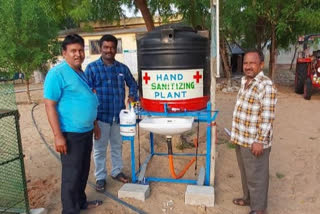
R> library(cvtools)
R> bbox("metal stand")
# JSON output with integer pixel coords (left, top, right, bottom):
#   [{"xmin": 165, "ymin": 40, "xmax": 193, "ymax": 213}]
[{"xmin": 122, "ymin": 102, "xmax": 218, "ymax": 186}]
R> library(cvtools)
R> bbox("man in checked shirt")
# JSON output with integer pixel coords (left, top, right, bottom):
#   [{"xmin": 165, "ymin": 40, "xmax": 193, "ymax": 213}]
[
  {"xmin": 85, "ymin": 34, "xmax": 138, "ymax": 192},
  {"xmin": 231, "ymin": 49, "xmax": 277, "ymax": 214}
]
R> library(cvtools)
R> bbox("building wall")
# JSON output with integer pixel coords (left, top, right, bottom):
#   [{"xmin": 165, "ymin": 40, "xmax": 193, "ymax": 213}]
[
  {"xmin": 263, "ymin": 45, "xmax": 299, "ymax": 70},
  {"xmin": 82, "ymin": 33, "xmax": 138, "ymax": 70},
  {"xmin": 54, "ymin": 32, "xmax": 140, "ymax": 76}
]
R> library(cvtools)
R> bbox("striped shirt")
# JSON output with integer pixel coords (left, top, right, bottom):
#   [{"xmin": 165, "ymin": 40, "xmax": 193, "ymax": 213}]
[
  {"xmin": 85, "ymin": 58, "xmax": 138, "ymax": 124},
  {"xmin": 231, "ymin": 71, "xmax": 277, "ymax": 148}
]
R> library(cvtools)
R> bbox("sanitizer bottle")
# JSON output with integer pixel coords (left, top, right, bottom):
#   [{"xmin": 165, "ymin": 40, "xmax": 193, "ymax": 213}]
[{"xmin": 119, "ymin": 105, "xmax": 136, "ymax": 136}]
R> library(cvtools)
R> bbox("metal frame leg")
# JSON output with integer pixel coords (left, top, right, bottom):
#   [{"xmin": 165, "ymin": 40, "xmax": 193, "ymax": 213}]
[
  {"xmin": 150, "ymin": 132, "xmax": 154, "ymax": 155},
  {"xmin": 130, "ymin": 137, "xmax": 136, "ymax": 183},
  {"xmin": 205, "ymin": 103, "xmax": 212, "ymax": 185}
]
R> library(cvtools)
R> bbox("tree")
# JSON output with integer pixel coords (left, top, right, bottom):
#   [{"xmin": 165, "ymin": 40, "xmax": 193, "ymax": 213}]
[
  {"xmin": 0, "ymin": 0, "xmax": 59, "ymax": 103},
  {"xmin": 134, "ymin": 0, "xmax": 155, "ymax": 31},
  {"xmin": 49, "ymin": 0, "xmax": 211, "ymax": 32},
  {"xmin": 222, "ymin": 0, "xmax": 320, "ymax": 80}
]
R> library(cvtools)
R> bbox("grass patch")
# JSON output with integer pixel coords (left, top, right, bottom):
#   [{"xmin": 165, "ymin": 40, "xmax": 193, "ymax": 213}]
[
  {"xmin": 276, "ymin": 172, "xmax": 285, "ymax": 179},
  {"xmin": 227, "ymin": 142, "xmax": 236, "ymax": 149},
  {"xmin": 176, "ymin": 141, "xmax": 194, "ymax": 150},
  {"xmin": 217, "ymin": 137, "xmax": 229, "ymax": 145},
  {"xmin": 217, "ymin": 137, "xmax": 235, "ymax": 149}
]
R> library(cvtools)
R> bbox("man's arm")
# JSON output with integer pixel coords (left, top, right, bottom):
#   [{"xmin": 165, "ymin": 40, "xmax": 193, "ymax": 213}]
[
  {"xmin": 93, "ymin": 120, "xmax": 101, "ymax": 140},
  {"xmin": 84, "ymin": 64, "xmax": 95, "ymax": 90},
  {"xmin": 124, "ymin": 66, "xmax": 138, "ymax": 102},
  {"xmin": 85, "ymin": 64, "xmax": 101, "ymax": 139},
  {"xmin": 256, "ymin": 84, "xmax": 277, "ymax": 143},
  {"xmin": 251, "ymin": 83, "xmax": 277, "ymax": 156},
  {"xmin": 44, "ymin": 99, "xmax": 67, "ymax": 155}
]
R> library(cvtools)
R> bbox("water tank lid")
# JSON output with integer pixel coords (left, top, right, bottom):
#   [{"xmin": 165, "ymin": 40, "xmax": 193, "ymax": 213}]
[{"xmin": 152, "ymin": 23, "xmax": 196, "ymax": 33}]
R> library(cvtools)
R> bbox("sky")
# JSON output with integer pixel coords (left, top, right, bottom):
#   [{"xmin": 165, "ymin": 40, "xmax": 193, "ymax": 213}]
[{"xmin": 122, "ymin": 5, "xmax": 142, "ymax": 17}]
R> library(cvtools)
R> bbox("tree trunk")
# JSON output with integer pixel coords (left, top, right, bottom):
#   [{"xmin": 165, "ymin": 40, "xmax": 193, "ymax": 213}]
[
  {"xmin": 290, "ymin": 43, "xmax": 298, "ymax": 71},
  {"xmin": 237, "ymin": 54, "xmax": 243, "ymax": 73},
  {"xmin": 134, "ymin": 0, "xmax": 154, "ymax": 32},
  {"xmin": 269, "ymin": 23, "xmax": 277, "ymax": 80},
  {"xmin": 219, "ymin": 37, "xmax": 232, "ymax": 87},
  {"xmin": 26, "ymin": 78, "xmax": 32, "ymax": 103}
]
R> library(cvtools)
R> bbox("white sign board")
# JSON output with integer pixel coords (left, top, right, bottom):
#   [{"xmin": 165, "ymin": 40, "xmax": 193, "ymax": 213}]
[
  {"xmin": 142, "ymin": 69, "xmax": 204, "ymax": 100},
  {"xmin": 123, "ymin": 50, "xmax": 138, "ymax": 74},
  {"xmin": 82, "ymin": 55, "xmax": 91, "ymax": 70}
]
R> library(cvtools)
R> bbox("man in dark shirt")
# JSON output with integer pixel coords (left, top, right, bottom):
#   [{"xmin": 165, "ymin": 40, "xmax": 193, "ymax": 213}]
[{"xmin": 85, "ymin": 34, "xmax": 138, "ymax": 192}]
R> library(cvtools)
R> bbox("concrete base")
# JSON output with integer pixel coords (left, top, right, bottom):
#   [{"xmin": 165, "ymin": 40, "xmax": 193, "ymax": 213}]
[
  {"xmin": 22, "ymin": 208, "xmax": 47, "ymax": 214},
  {"xmin": 185, "ymin": 185, "xmax": 215, "ymax": 207},
  {"xmin": 118, "ymin": 183, "xmax": 150, "ymax": 201}
]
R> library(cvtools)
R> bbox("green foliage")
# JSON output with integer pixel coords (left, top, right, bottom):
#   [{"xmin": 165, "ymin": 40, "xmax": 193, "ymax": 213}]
[
  {"xmin": 227, "ymin": 142, "xmax": 236, "ymax": 149},
  {"xmin": 0, "ymin": 0, "xmax": 59, "ymax": 80},
  {"xmin": 173, "ymin": 0, "xmax": 211, "ymax": 30},
  {"xmin": 222, "ymin": 0, "xmax": 320, "ymax": 50},
  {"xmin": 217, "ymin": 137, "xmax": 230, "ymax": 145},
  {"xmin": 47, "ymin": 0, "xmax": 79, "ymax": 29},
  {"xmin": 276, "ymin": 172, "xmax": 285, "ymax": 179},
  {"xmin": 50, "ymin": 0, "xmax": 211, "ymax": 30}
]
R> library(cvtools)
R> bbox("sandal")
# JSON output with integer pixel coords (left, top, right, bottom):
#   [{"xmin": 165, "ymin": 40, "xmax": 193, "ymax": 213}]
[
  {"xmin": 233, "ymin": 198, "xmax": 250, "ymax": 206},
  {"xmin": 111, "ymin": 172, "xmax": 129, "ymax": 183},
  {"xmin": 249, "ymin": 211, "xmax": 265, "ymax": 214},
  {"xmin": 80, "ymin": 200, "xmax": 103, "ymax": 210},
  {"xmin": 96, "ymin": 180, "xmax": 106, "ymax": 193}
]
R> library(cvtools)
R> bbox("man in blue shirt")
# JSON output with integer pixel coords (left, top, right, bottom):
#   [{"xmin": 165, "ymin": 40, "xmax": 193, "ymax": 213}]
[
  {"xmin": 85, "ymin": 34, "xmax": 138, "ymax": 192},
  {"xmin": 44, "ymin": 34, "xmax": 102, "ymax": 213}
]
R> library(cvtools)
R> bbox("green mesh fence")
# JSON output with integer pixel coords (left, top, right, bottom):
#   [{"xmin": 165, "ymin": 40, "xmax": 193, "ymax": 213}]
[
  {"xmin": 0, "ymin": 83, "xmax": 17, "ymax": 110},
  {"xmin": 0, "ymin": 83, "xmax": 29, "ymax": 213}
]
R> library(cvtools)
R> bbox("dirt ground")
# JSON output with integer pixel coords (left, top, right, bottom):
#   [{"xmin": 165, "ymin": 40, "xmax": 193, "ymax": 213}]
[{"xmin": 14, "ymin": 81, "xmax": 320, "ymax": 214}]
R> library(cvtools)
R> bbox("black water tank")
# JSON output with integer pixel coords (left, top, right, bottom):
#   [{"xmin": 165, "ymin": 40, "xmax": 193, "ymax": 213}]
[{"xmin": 138, "ymin": 24, "xmax": 210, "ymax": 112}]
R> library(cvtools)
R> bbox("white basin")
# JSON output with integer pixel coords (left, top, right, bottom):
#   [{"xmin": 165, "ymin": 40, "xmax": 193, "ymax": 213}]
[{"xmin": 139, "ymin": 117, "xmax": 194, "ymax": 136}]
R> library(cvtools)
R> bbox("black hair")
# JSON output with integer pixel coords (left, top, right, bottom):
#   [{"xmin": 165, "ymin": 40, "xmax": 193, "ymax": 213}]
[
  {"xmin": 244, "ymin": 49, "xmax": 264, "ymax": 62},
  {"xmin": 99, "ymin": 34, "xmax": 118, "ymax": 48},
  {"xmin": 62, "ymin": 34, "xmax": 84, "ymax": 51}
]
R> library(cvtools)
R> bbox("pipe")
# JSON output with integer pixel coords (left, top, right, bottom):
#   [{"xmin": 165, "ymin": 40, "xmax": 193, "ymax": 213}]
[
  {"xmin": 168, "ymin": 155, "xmax": 196, "ymax": 179},
  {"xmin": 166, "ymin": 137, "xmax": 196, "ymax": 179}
]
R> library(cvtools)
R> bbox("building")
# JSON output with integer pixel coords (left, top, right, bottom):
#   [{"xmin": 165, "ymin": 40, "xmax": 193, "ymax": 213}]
[{"xmin": 57, "ymin": 17, "xmax": 182, "ymax": 75}]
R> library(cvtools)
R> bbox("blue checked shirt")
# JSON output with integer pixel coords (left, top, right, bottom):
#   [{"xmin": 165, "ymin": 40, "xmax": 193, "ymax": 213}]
[{"xmin": 85, "ymin": 58, "xmax": 138, "ymax": 124}]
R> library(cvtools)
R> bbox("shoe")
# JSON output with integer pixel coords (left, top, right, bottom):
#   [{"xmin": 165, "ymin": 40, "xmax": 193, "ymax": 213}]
[{"xmin": 96, "ymin": 179, "xmax": 106, "ymax": 193}]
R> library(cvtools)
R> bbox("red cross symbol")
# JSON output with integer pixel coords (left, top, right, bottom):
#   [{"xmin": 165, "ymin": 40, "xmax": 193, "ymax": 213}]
[
  {"xmin": 143, "ymin": 72, "xmax": 151, "ymax": 84},
  {"xmin": 193, "ymin": 71, "xmax": 202, "ymax": 83}
]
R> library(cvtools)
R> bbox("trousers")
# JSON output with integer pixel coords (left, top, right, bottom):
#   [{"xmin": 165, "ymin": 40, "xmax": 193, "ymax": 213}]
[
  {"xmin": 93, "ymin": 121, "xmax": 122, "ymax": 180},
  {"xmin": 61, "ymin": 130, "xmax": 93, "ymax": 214},
  {"xmin": 235, "ymin": 145, "xmax": 271, "ymax": 211}
]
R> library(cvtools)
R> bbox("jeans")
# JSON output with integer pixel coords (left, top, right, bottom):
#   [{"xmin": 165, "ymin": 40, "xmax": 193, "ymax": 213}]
[
  {"xmin": 61, "ymin": 130, "xmax": 93, "ymax": 214},
  {"xmin": 93, "ymin": 120, "xmax": 123, "ymax": 181}
]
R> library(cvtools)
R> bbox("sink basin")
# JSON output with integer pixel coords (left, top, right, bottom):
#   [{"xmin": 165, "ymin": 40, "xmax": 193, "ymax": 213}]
[{"xmin": 139, "ymin": 117, "xmax": 194, "ymax": 136}]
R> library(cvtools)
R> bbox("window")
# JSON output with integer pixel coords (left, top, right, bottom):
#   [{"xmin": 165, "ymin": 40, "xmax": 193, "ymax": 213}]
[
  {"xmin": 89, "ymin": 40, "xmax": 100, "ymax": 55},
  {"xmin": 89, "ymin": 39, "xmax": 123, "ymax": 55},
  {"xmin": 117, "ymin": 39, "xmax": 122, "ymax": 53}
]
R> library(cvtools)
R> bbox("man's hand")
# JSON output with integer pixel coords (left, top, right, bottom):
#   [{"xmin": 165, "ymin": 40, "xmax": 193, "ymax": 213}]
[
  {"xmin": 251, "ymin": 142, "xmax": 264, "ymax": 157},
  {"xmin": 93, "ymin": 121, "xmax": 101, "ymax": 140},
  {"xmin": 45, "ymin": 99, "xmax": 66, "ymax": 154},
  {"xmin": 54, "ymin": 134, "xmax": 67, "ymax": 155},
  {"xmin": 127, "ymin": 96, "xmax": 135, "ymax": 104}
]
